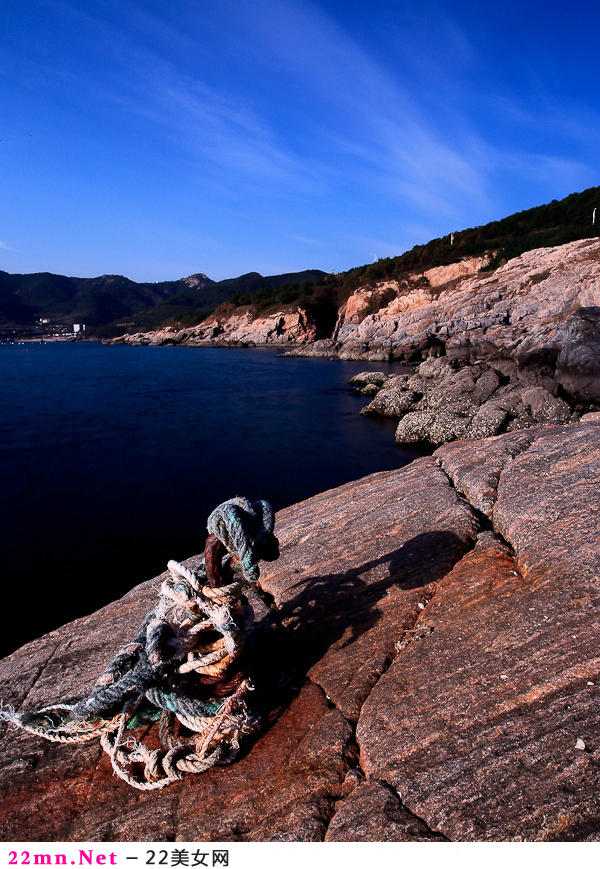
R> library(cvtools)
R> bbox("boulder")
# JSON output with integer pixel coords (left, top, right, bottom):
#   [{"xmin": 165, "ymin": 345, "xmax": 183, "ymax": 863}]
[
  {"xmin": 520, "ymin": 386, "xmax": 572, "ymax": 425},
  {"xmin": 358, "ymin": 355, "xmax": 580, "ymax": 447},
  {"xmin": 348, "ymin": 371, "xmax": 389, "ymax": 388},
  {"xmin": 395, "ymin": 410, "xmax": 471, "ymax": 445},
  {"xmin": 473, "ymin": 368, "xmax": 501, "ymax": 403},
  {"xmin": 356, "ymin": 383, "xmax": 379, "ymax": 397},
  {"xmin": 556, "ymin": 307, "xmax": 600, "ymax": 404},
  {"xmin": 465, "ymin": 401, "xmax": 509, "ymax": 440},
  {"xmin": 361, "ymin": 387, "xmax": 419, "ymax": 417}
]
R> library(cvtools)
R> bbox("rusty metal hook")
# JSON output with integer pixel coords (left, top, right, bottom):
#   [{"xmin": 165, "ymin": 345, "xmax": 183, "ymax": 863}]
[{"xmin": 204, "ymin": 533, "xmax": 227, "ymax": 588}]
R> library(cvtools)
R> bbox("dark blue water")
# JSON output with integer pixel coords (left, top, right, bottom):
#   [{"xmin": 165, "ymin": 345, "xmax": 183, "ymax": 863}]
[{"xmin": 0, "ymin": 342, "xmax": 423, "ymax": 656}]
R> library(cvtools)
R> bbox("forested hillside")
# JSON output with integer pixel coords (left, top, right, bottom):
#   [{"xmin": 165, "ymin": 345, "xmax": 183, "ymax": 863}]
[{"xmin": 221, "ymin": 185, "xmax": 600, "ymax": 326}]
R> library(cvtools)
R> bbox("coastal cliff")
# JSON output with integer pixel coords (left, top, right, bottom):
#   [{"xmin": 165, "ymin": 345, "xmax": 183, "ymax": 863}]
[
  {"xmin": 111, "ymin": 238, "xmax": 600, "ymax": 363},
  {"xmin": 1, "ymin": 420, "xmax": 599, "ymax": 841},
  {"xmin": 109, "ymin": 305, "xmax": 318, "ymax": 347},
  {"xmin": 110, "ymin": 238, "xmax": 600, "ymax": 445},
  {"xmin": 297, "ymin": 237, "xmax": 600, "ymax": 364}
]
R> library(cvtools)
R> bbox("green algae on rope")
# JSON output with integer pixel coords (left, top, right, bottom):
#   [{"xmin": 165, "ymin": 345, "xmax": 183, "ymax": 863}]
[{"xmin": 0, "ymin": 496, "xmax": 280, "ymax": 790}]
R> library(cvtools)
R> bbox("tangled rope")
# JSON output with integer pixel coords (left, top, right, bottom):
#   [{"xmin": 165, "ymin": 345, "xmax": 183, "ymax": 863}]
[{"xmin": 0, "ymin": 497, "xmax": 279, "ymax": 790}]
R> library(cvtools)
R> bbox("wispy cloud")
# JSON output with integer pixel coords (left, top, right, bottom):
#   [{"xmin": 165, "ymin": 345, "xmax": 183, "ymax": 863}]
[
  {"xmin": 13, "ymin": 0, "xmax": 598, "ymax": 278},
  {"xmin": 288, "ymin": 233, "xmax": 329, "ymax": 247},
  {"xmin": 220, "ymin": 0, "xmax": 597, "ymax": 222},
  {"xmin": 147, "ymin": 78, "xmax": 324, "ymax": 193},
  {"xmin": 40, "ymin": 0, "xmax": 498, "ymax": 216},
  {"xmin": 0, "ymin": 241, "xmax": 14, "ymax": 251},
  {"xmin": 205, "ymin": 0, "xmax": 496, "ymax": 218},
  {"xmin": 43, "ymin": 0, "xmax": 599, "ymax": 224}
]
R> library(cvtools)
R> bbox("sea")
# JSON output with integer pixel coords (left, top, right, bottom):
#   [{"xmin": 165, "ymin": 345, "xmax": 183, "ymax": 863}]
[{"xmin": 0, "ymin": 341, "xmax": 425, "ymax": 657}]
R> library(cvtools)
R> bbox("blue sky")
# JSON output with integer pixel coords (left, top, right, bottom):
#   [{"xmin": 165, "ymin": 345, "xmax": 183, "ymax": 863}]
[{"xmin": 1, "ymin": 0, "xmax": 599, "ymax": 281}]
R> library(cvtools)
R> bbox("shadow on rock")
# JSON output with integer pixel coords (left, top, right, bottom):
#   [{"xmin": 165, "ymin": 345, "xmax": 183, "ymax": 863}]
[{"xmin": 244, "ymin": 528, "xmax": 469, "ymax": 736}]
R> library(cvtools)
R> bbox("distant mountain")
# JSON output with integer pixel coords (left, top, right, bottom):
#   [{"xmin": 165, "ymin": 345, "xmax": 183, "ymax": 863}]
[
  {"xmin": 0, "ymin": 266, "xmax": 327, "ymax": 335},
  {"xmin": 95, "ymin": 269, "xmax": 328, "ymax": 337},
  {"xmin": 0, "ymin": 271, "xmax": 182, "ymax": 328}
]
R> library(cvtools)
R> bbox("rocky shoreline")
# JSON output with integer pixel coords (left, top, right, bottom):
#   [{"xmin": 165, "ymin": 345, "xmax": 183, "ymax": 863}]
[
  {"xmin": 3, "ymin": 240, "xmax": 599, "ymax": 841},
  {"xmin": 296, "ymin": 238, "xmax": 600, "ymax": 444},
  {"xmin": 3, "ymin": 234, "xmax": 600, "ymax": 836},
  {"xmin": 108, "ymin": 305, "xmax": 319, "ymax": 348},
  {"xmin": 109, "ymin": 238, "xmax": 600, "ymax": 447},
  {"xmin": 349, "ymin": 350, "xmax": 600, "ymax": 446},
  {"xmin": 1, "ymin": 419, "xmax": 599, "ymax": 840}
]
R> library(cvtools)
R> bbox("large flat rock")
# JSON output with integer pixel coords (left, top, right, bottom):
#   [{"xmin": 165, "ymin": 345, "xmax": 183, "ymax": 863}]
[
  {"xmin": 1, "ymin": 423, "xmax": 599, "ymax": 841},
  {"xmin": 358, "ymin": 422, "xmax": 600, "ymax": 841}
]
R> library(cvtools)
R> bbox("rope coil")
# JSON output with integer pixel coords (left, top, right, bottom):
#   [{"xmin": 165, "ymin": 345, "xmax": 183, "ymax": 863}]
[{"xmin": 1, "ymin": 497, "xmax": 279, "ymax": 790}]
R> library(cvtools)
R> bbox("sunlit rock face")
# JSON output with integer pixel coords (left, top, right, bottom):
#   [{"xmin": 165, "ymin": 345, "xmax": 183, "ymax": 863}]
[
  {"xmin": 321, "ymin": 238, "xmax": 600, "ymax": 364},
  {"xmin": 112, "ymin": 239, "xmax": 600, "ymax": 445},
  {"xmin": 115, "ymin": 240, "xmax": 600, "ymax": 385},
  {"xmin": 113, "ymin": 305, "xmax": 318, "ymax": 348}
]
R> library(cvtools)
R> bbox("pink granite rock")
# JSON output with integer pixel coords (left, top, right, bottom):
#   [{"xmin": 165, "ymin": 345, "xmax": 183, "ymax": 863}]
[{"xmin": 1, "ymin": 423, "xmax": 599, "ymax": 841}]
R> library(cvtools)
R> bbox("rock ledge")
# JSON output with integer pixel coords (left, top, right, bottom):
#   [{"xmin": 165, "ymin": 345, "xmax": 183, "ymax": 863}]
[{"xmin": 1, "ymin": 422, "xmax": 599, "ymax": 841}]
